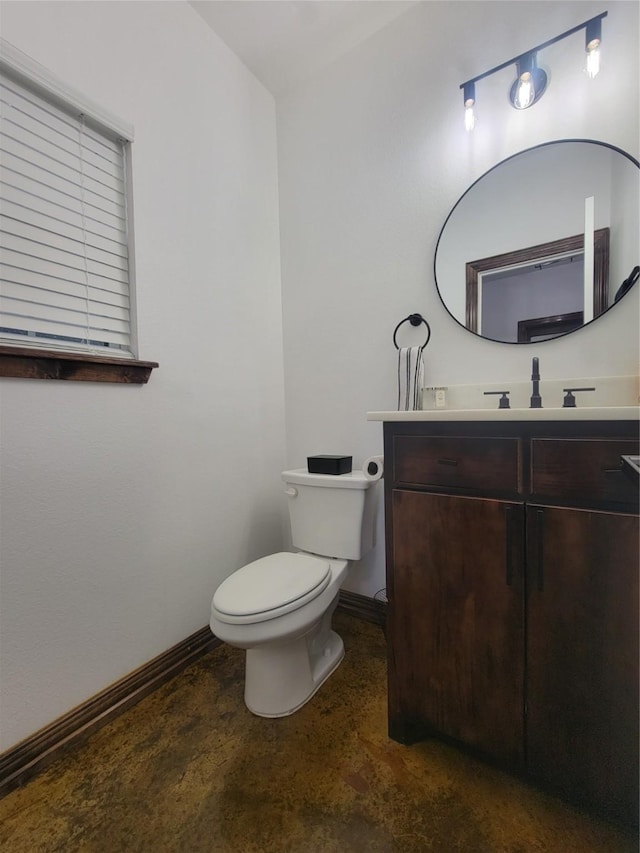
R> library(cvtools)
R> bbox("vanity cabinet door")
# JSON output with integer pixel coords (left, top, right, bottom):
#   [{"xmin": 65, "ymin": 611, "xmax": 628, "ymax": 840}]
[
  {"xmin": 389, "ymin": 489, "xmax": 525, "ymax": 767},
  {"xmin": 526, "ymin": 505, "xmax": 639, "ymax": 825}
]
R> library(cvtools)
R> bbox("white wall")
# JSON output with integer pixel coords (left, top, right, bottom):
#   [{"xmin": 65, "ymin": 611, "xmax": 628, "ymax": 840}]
[
  {"xmin": 0, "ymin": 1, "xmax": 286, "ymax": 750},
  {"xmin": 277, "ymin": 0, "xmax": 639, "ymax": 596}
]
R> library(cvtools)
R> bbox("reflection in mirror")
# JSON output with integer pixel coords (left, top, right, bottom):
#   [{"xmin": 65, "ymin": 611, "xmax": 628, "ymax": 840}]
[
  {"xmin": 434, "ymin": 141, "xmax": 639, "ymax": 344},
  {"xmin": 467, "ymin": 229, "xmax": 609, "ymax": 341}
]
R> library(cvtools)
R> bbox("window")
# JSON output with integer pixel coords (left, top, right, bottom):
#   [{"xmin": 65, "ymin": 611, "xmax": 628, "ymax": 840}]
[{"xmin": 0, "ymin": 40, "xmax": 156, "ymax": 383}]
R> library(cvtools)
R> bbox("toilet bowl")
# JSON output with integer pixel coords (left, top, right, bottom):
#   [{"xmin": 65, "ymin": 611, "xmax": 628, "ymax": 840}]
[{"xmin": 210, "ymin": 468, "xmax": 379, "ymax": 717}]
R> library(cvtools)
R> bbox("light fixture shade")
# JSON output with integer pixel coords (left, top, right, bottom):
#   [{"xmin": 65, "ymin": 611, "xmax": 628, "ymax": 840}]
[
  {"xmin": 510, "ymin": 53, "xmax": 547, "ymax": 109},
  {"xmin": 586, "ymin": 17, "xmax": 602, "ymax": 47}
]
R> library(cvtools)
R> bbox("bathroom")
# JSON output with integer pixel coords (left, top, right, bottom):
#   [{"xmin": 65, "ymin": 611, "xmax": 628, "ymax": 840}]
[{"xmin": 0, "ymin": 0, "xmax": 638, "ymax": 846}]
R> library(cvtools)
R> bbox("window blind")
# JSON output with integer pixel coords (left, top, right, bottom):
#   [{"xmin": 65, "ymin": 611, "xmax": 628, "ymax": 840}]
[{"xmin": 0, "ymin": 68, "xmax": 133, "ymax": 356}]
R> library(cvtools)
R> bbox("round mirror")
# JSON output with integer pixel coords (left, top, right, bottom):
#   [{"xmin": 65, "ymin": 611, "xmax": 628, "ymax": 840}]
[{"xmin": 434, "ymin": 140, "xmax": 639, "ymax": 343}]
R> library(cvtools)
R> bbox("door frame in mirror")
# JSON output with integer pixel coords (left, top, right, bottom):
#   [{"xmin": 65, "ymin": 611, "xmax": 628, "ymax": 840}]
[
  {"xmin": 464, "ymin": 228, "xmax": 610, "ymax": 333},
  {"xmin": 517, "ymin": 311, "xmax": 584, "ymax": 342}
]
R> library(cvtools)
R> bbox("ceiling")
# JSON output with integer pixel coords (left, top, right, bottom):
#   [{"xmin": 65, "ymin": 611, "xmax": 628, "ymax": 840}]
[{"xmin": 190, "ymin": 1, "xmax": 418, "ymax": 97}]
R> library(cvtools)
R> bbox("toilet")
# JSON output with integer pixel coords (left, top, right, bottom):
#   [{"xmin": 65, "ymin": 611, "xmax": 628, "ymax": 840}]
[{"xmin": 210, "ymin": 468, "xmax": 379, "ymax": 718}]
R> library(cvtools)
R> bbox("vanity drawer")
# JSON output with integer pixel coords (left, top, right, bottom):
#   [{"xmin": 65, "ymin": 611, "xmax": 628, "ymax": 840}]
[
  {"xmin": 393, "ymin": 435, "xmax": 521, "ymax": 492},
  {"xmin": 531, "ymin": 438, "xmax": 639, "ymax": 504}
]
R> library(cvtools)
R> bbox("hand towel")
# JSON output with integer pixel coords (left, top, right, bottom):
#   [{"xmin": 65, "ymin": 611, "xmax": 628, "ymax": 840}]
[{"xmin": 397, "ymin": 346, "xmax": 424, "ymax": 411}]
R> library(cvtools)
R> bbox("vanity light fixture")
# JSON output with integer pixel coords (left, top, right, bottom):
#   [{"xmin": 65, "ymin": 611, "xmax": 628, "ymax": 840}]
[{"xmin": 460, "ymin": 11, "xmax": 607, "ymax": 130}]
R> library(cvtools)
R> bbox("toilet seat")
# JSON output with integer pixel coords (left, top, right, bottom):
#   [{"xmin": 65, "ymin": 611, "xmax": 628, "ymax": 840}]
[{"xmin": 212, "ymin": 552, "xmax": 332, "ymax": 624}]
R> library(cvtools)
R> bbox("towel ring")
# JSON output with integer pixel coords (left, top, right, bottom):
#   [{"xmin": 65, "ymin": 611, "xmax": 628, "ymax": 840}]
[{"xmin": 393, "ymin": 313, "xmax": 431, "ymax": 350}]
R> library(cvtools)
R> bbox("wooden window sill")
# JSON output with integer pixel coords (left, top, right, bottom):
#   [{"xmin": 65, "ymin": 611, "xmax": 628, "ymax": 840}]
[{"xmin": 0, "ymin": 345, "xmax": 158, "ymax": 384}]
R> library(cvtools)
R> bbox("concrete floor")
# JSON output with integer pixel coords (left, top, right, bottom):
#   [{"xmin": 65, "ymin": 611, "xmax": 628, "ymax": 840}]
[{"xmin": 0, "ymin": 612, "xmax": 637, "ymax": 852}]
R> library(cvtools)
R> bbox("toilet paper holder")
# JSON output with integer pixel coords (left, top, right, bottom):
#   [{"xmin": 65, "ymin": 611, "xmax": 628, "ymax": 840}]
[{"xmin": 363, "ymin": 455, "xmax": 384, "ymax": 481}]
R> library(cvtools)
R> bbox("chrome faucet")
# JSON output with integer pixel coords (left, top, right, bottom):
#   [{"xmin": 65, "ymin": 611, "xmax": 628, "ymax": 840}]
[{"xmin": 530, "ymin": 357, "xmax": 542, "ymax": 408}]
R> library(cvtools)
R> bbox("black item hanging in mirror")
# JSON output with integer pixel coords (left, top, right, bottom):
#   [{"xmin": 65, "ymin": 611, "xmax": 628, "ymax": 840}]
[{"xmin": 614, "ymin": 265, "xmax": 640, "ymax": 303}]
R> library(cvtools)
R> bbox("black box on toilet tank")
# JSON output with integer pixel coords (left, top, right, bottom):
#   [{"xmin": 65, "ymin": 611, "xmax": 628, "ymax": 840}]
[{"xmin": 307, "ymin": 455, "xmax": 353, "ymax": 475}]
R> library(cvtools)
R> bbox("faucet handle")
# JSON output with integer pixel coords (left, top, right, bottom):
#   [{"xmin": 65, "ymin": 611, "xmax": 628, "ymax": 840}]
[
  {"xmin": 484, "ymin": 390, "xmax": 511, "ymax": 409},
  {"xmin": 562, "ymin": 387, "xmax": 596, "ymax": 408}
]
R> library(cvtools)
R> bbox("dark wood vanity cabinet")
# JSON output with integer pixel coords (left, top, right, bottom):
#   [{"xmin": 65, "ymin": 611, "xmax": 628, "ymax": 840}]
[
  {"xmin": 391, "ymin": 488, "xmax": 526, "ymax": 767},
  {"xmin": 384, "ymin": 420, "xmax": 639, "ymax": 825}
]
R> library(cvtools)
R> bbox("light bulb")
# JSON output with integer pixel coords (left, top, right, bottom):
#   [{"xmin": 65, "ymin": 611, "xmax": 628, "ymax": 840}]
[
  {"xmin": 585, "ymin": 17, "xmax": 603, "ymax": 79},
  {"xmin": 509, "ymin": 55, "xmax": 545, "ymax": 110},
  {"xmin": 586, "ymin": 40, "xmax": 601, "ymax": 78},
  {"xmin": 462, "ymin": 81, "xmax": 476, "ymax": 132},
  {"xmin": 515, "ymin": 71, "xmax": 535, "ymax": 109},
  {"xmin": 464, "ymin": 102, "xmax": 475, "ymax": 131}
]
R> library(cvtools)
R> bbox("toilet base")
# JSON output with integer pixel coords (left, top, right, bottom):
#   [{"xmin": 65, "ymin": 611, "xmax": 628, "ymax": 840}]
[
  {"xmin": 243, "ymin": 595, "xmax": 344, "ymax": 717},
  {"xmin": 245, "ymin": 630, "xmax": 344, "ymax": 718}
]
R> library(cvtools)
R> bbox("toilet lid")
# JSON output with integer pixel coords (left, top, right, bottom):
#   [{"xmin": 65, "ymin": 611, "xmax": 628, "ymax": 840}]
[{"xmin": 213, "ymin": 552, "xmax": 332, "ymax": 617}]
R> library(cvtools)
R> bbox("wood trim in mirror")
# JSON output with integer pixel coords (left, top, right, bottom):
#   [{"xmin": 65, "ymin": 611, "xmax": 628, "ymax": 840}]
[
  {"xmin": 465, "ymin": 228, "xmax": 610, "ymax": 333},
  {"xmin": 517, "ymin": 311, "xmax": 584, "ymax": 343}
]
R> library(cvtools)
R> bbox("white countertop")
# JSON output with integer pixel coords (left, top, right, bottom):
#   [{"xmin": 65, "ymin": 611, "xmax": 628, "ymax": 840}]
[{"xmin": 367, "ymin": 406, "xmax": 640, "ymax": 422}]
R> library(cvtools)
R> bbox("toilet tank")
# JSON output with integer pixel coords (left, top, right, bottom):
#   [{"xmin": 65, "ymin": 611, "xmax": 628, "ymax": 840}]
[{"xmin": 281, "ymin": 469, "xmax": 379, "ymax": 561}]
